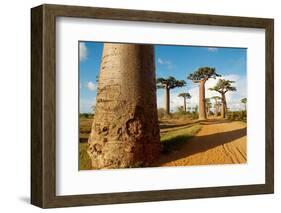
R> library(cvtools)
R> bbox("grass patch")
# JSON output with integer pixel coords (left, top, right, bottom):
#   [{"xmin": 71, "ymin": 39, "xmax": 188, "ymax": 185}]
[
  {"xmin": 79, "ymin": 143, "xmax": 92, "ymax": 170},
  {"xmin": 161, "ymin": 124, "xmax": 201, "ymax": 154},
  {"xmin": 79, "ymin": 118, "xmax": 93, "ymax": 142}
]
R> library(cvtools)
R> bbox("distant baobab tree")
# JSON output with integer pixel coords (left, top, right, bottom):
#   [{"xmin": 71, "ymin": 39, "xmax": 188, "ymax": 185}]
[
  {"xmin": 178, "ymin": 92, "xmax": 191, "ymax": 112},
  {"xmin": 157, "ymin": 76, "xmax": 186, "ymax": 114},
  {"xmin": 194, "ymin": 105, "xmax": 198, "ymax": 113},
  {"xmin": 211, "ymin": 96, "xmax": 221, "ymax": 116},
  {"xmin": 205, "ymin": 98, "xmax": 212, "ymax": 116},
  {"xmin": 188, "ymin": 67, "xmax": 221, "ymax": 120},
  {"xmin": 209, "ymin": 79, "xmax": 237, "ymax": 118},
  {"xmin": 241, "ymin": 98, "xmax": 247, "ymax": 111}
]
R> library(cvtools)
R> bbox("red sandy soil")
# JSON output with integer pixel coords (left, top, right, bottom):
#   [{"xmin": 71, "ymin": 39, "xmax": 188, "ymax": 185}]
[{"xmin": 155, "ymin": 119, "xmax": 247, "ymax": 167}]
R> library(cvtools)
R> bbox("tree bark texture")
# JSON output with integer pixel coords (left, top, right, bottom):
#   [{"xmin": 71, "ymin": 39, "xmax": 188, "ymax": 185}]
[
  {"xmin": 165, "ymin": 87, "xmax": 170, "ymax": 114},
  {"xmin": 199, "ymin": 80, "xmax": 207, "ymax": 120},
  {"xmin": 87, "ymin": 43, "xmax": 160, "ymax": 169},
  {"xmin": 221, "ymin": 93, "xmax": 227, "ymax": 118},
  {"xmin": 183, "ymin": 97, "xmax": 186, "ymax": 112}
]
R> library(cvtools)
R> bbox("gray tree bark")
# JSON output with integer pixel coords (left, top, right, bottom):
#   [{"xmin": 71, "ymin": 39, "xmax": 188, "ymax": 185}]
[
  {"xmin": 87, "ymin": 43, "xmax": 160, "ymax": 169},
  {"xmin": 199, "ymin": 80, "xmax": 207, "ymax": 120},
  {"xmin": 221, "ymin": 93, "xmax": 227, "ymax": 118},
  {"xmin": 165, "ymin": 87, "xmax": 170, "ymax": 114},
  {"xmin": 213, "ymin": 99, "xmax": 218, "ymax": 116}
]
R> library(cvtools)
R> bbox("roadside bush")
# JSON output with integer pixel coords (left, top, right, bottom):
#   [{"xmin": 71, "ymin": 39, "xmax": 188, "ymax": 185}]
[
  {"xmin": 80, "ymin": 113, "xmax": 94, "ymax": 119},
  {"xmin": 227, "ymin": 111, "xmax": 247, "ymax": 121},
  {"xmin": 174, "ymin": 107, "xmax": 188, "ymax": 115},
  {"xmin": 191, "ymin": 111, "xmax": 199, "ymax": 120},
  {"xmin": 158, "ymin": 107, "xmax": 196, "ymax": 120}
]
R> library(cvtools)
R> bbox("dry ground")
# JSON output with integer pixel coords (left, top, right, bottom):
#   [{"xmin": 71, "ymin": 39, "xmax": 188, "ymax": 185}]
[
  {"xmin": 79, "ymin": 117, "xmax": 247, "ymax": 169},
  {"xmin": 154, "ymin": 119, "xmax": 247, "ymax": 167}
]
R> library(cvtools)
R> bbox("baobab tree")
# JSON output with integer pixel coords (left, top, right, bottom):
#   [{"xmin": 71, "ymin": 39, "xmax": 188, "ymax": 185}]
[
  {"xmin": 88, "ymin": 43, "xmax": 160, "ymax": 169},
  {"xmin": 211, "ymin": 96, "xmax": 221, "ymax": 116},
  {"xmin": 157, "ymin": 76, "xmax": 186, "ymax": 114},
  {"xmin": 178, "ymin": 92, "xmax": 191, "ymax": 112},
  {"xmin": 209, "ymin": 79, "xmax": 237, "ymax": 118},
  {"xmin": 241, "ymin": 98, "xmax": 247, "ymax": 111},
  {"xmin": 205, "ymin": 98, "xmax": 212, "ymax": 116},
  {"xmin": 187, "ymin": 67, "xmax": 220, "ymax": 120}
]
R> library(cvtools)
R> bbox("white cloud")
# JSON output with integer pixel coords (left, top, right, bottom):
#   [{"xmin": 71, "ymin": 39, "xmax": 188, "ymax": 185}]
[
  {"xmin": 158, "ymin": 57, "xmax": 171, "ymax": 65},
  {"xmin": 86, "ymin": 81, "xmax": 96, "ymax": 91},
  {"xmin": 207, "ymin": 47, "xmax": 218, "ymax": 52},
  {"xmin": 79, "ymin": 42, "xmax": 88, "ymax": 61},
  {"xmin": 158, "ymin": 57, "xmax": 173, "ymax": 69}
]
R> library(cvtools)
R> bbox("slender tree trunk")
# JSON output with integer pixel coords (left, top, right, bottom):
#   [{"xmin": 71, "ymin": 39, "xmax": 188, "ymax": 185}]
[
  {"xmin": 88, "ymin": 43, "xmax": 160, "ymax": 169},
  {"xmin": 199, "ymin": 80, "xmax": 207, "ymax": 120},
  {"xmin": 183, "ymin": 97, "xmax": 186, "ymax": 112},
  {"xmin": 221, "ymin": 93, "xmax": 227, "ymax": 118},
  {"xmin": 214, "ymin": 100, "xmax": 218, "ymax": 116},
  {"xmin": 165, "ymin": 87, "xmax": 170, "ymax": 114}
]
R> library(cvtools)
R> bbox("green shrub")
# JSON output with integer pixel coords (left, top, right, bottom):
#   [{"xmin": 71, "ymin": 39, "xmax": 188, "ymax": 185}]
[
  {"xmin": 227, "ymin": 111, "xmax": 247, "ymax": 121},
  {"xmin": 191, "ymin": 111, "xmax": 199, "ymax": 120},
  {"xmin": 79, "ymin": 113, "xmax": 94, "ymax": 119}
]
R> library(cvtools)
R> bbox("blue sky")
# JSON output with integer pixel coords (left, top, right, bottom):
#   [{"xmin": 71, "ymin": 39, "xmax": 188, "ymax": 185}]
[{"xmin": 79, "ymin": 42, "xmax": 247, "ymax": 113}]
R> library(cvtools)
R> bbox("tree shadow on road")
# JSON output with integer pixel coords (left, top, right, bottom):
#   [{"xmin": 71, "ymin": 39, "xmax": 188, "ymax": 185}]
[
  {"xmin": 155, "ymin": 127, "xmax": 247, "ymax": 166},
  {"xmin": 159, "ymin": 123, "xmax": 192, "ymax": 129},
  {"xmin": 199, "ymin": 119, "xmax": 233, "ymax": 125}
]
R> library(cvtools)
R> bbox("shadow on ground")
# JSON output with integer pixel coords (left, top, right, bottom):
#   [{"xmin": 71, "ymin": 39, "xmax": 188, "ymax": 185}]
[
  {"xmin": 159, "ymin": 122, "xmax": 193, "ymax": 129},
  {"xmin": 155, "ymin": 126, "xmax": 246, "ymax": 165}
]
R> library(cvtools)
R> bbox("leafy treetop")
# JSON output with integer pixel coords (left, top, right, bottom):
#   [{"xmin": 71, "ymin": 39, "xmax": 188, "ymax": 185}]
[
  {"xmin": 187, "ymin": 67, "xmax": 221, "ymax": 83},
  {"xmin": 211, "ymin": 96, "xmax": 222, "ymax": 100},
  {"xmin": 209, "ymin": 79, "xmax": 237, "ymax": 94},
  {"xmin": 241, "ymin": 98, "xmax": 247, "ymax": 104},
  {"xmin": 178, "ymin": 92, "xmax": 191, "ymax": 99},
  {"xmin": 157, "ymin": 76, "xmax": 186, "ymax": 89}
]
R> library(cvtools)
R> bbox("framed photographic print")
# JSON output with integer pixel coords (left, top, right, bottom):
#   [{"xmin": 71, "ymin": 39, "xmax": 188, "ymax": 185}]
[{"xmin": 31, "ymin": 4, "xmax": 274, "ymax": 208}]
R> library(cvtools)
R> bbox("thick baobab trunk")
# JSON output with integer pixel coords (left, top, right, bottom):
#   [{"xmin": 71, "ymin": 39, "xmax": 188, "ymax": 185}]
[
  {"xmin": 165, "ymin": 87, "xmax": 170, "ymax": 114},
  {"xmin": 221, "ymin": 93, "xmax": 227, "ymax": 118},
  {"xmin": 87, "ymin": 43, "xmax": 160, "ymax": 169},
  {"xmin": 183, "ymin": 97, "xmax": 186, "ymax": 112},
  {"xmin": 198, "ymin": 80, "xmax": 207, "ymax": 120}
]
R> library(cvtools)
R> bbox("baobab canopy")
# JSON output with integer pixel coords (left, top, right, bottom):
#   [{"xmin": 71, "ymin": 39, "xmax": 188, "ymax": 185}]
[
  {"xmin": 178, "ymin": 92, "xmax": 192, "ymax": 113},
  {"xmin": 241, "ymin": 97, "xmax": 247, "ymax": 104},
  {"xmin": 157, "ymin": 76, "xmax": 186, "ymax": 89},
  {"xmin": 209, "ymin": 79, "xmax": 237, "ymax": 94},
  {"xmin": 187, "ymin": 67, "xmax": 221, "ymax": 120},
  {"xmin": 209, "ymin": 79, "xmax": 237, "ymax": 118},
  {"xmin": 157, "ymin": 76, "xmax": 186, "ymax": 114},
  {"xmin": 178, "ymin": 92, "xmax": 191, "ymax": 99},
  {"xmin": 187, "ymin": 67, "xmax": 221, "ymax": 82}
]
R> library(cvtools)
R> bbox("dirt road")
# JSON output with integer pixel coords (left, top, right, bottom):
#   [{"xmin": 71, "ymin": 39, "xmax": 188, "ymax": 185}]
[{"xmin": 154, "ymin": 119, "xmax": 247, "ymax": 167}]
